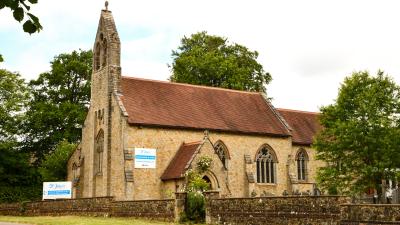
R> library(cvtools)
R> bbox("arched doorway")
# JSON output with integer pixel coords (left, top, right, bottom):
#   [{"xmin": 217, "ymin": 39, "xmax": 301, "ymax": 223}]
[{"xmin": 202, "ymin": 175, "xmax": 212, "ymax": 190}]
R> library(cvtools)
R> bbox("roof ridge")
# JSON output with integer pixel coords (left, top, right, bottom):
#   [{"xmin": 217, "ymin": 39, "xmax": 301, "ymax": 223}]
[
  {"xmin": 277, "ymin": 108, "xmax": 319, "ymax": 115},
  {"xmin": 122, "ymin": 76, "xmax": 261, "ymax": 95}
]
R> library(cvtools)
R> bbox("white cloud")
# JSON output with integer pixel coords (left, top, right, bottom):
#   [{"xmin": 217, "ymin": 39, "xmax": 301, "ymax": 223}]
[{"xmin": 1, "ymin": 0, "xmax": 400, "ymax": 111}]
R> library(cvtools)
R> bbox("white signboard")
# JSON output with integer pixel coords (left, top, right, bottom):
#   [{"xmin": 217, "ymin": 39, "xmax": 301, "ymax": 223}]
[
  {"xmin": 43, "ymin": 182, "xmax": 72, "ymax": 200},
  {"xmin": 135, "ymin": 148, "xmax": 156, "ymax": 168}
]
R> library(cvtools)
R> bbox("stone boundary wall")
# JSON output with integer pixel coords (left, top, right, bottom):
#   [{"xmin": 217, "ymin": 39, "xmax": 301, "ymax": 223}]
[
  {"xmin": 340, "ymin": 204, "xmax": 400, "ymax": 225},
  {"xmin": 207, "ymin": 196, "xmax": 350, "ymax": 225},
  {"xmin": 111, "ymin": 199, "xmax": 174, "ymax": 220},
  {"xmin": 1, "ymin": 196, "xmax": 400, "ymax": 224},
  {"xmin": 0, "ymin": 197, "xmax": 174, "ymax": 221}
]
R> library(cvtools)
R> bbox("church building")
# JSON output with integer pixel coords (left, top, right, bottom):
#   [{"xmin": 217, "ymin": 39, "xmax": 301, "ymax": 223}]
[{"xmin": 67, "ymin": 7, "xmax": 323, "ymax": 200}]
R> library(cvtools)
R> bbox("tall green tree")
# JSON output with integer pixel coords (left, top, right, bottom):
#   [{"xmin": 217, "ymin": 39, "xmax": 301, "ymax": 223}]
[
  {"xmin": 169, "ymin": 31, "xmax": 271, "ymax": 92},
  {"xmin": 0, "ymin": 0, "xmax": 42, "ymax": 62},
  {"xmin": 22, "ymin": 50, "xmax": 92, "ymax": 162},
  {"xmin": 39, "ymin": 140, "xmax": 76, "ymax": 182},
  {"xmin": 0, "ymin": 69, "xmax": 29, "ymax": 139},
  {"xmin": 314, "ymin": 71, "xmax": 400, "ymax": 196},
  {"xmin": 0, "ymin": 69, "xmax": 41, "ymax": 203}
]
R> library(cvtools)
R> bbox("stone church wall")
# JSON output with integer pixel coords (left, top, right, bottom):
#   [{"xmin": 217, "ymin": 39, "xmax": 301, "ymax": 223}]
[
  {"xmin": 69, "ymin": 119, "xmax": 325, "ymax": 200},
  {"xmin": 289, "ymin": 145, "xmax": 326, "ymax": 194},
  {"xmin": 121, "ymin": 126, "xmax": 298, "ymax": 200}
]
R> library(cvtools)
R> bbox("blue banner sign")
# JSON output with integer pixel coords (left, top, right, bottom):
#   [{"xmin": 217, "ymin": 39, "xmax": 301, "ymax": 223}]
[
  {"xmin": 43, "ymin": 182, "xmax": 72, "ymax": 200},
  {"xmin": 135, "ymin": 148, "xmax": 156, "ymax": 168}
]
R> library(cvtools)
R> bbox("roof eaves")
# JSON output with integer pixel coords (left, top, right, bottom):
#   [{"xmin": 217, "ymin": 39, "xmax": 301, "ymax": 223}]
[{"xmin": 127, "ymin": 122, "xmax": 291, "ymax": 137}]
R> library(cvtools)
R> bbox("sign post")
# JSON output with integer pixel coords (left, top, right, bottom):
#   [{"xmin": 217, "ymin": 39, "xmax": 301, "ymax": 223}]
[{"xmin": 42, "ymin": 181, "xmax": 72, "ymax": 200}]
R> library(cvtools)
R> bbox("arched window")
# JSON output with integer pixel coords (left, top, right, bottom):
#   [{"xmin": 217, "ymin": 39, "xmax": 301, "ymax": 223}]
[
  {"xmin": 214, "ymin": 141, "xmax": 229, "ymax": 169},
  {"xmin": 256, "ymin": 145, "xmax": 277, "ymax": 183},
  {"xmin": 202, "ymin": 175, "xmax": 212, "ymax": 190},
  {"xmin": 95, "ymin": 129, "xmax": 104, "ymax": 174},
  {"xmin": 72, "ymin": 163, "xmax": 78, "ymax": 180},
  {"xmin": 95, "ymin": 42, "xmax": 101, "ymax": 71},
  {"xmin": 296, "ymin": 149, "xmax": 308, "ymax": 181},
  {"xmin": 102, "ymin": 38, "xmax": 107, "ymax": 67}
]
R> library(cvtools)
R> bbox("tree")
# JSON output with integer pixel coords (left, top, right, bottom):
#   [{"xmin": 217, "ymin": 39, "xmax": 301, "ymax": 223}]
[
  {"xmin": 0, "ymin": 69, "xmax": 41, "ymax": 203},
  {"xmin": 0, "ymin": 0, "xmax": 43, "ymax": 62},
  {"xmin": 22, "ymin": 50, "xmax": 92, "ymax": 162},
  {"xmin": 0, "ymin": 141, "xmax": 41, "ymax": 203},
  {"xmin": 39, "ymin": 140, "xmax": 76, "ymax": 182},
  {"xmin": 0, "ymin": 69, "xmax": 29, "ymax": 140},
  {"xmin": 0, "ymin": 0, "xmax": 42, "ymax": 34},
  {"xmin": 314, "ymin": 71, "xmax": 400, "ymax": 197},
  {"xmin": 169, "ymin": 31, "xmax": 271, "ymax": 92}
]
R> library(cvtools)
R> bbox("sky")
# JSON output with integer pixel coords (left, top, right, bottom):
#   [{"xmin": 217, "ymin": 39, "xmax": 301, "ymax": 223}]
[{"xmin": 1, "ymin": 0, "xmax": 399, "ymax": 111}]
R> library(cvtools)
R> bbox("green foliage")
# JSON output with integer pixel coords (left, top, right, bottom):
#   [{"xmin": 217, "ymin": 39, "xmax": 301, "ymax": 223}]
[
  {"xmin": 196, "ymin": 155, "xmax": 213, "ymax": 173},
  {"xmin": 180, "ymin": 192, "xmax": 206, "ymax": 223},
  {"xmin": 0, "ymin": 142, "xmax": 41, "ymax": 203},
  {"xmin": 314, "ymin": 70, "xmax": 400, "ymax": 196},
  {"xmin": 185, "ymin": 170, "xmax": 210, "ymax": 192},
  {"xmin": 0, "ymin": 0, "xmax": 42, "ymax": 63},
  {"xmin": 22, "ymin": 49, "xmax": 92, "ymax": 162},
  {"xmin": 0, "ymin": 185, "xmax": 41, "ymax": 203},
  {"xmin": 181, "ymin": 157, "xmax": 213, "ymax": 223},
  {"xmin": 0, "ymin": 0, "xmax": 42, "ymax": 34},
  {"xmin": 170, "ymin": 31, "xmax": 271, "ymax": 92},
  {"xmin": 0, "ymin": 69, "xmax": 41, "ymax": 203},
  {"xmin": 39, "ymin": 140, "xmax": 76, "ymax": 182},
  {"xmin": 0, "ymin": 69, "xmax": 29, "ymax": 139}
]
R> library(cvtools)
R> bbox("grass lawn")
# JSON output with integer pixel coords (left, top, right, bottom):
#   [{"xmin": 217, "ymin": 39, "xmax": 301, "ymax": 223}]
[{"xmin": 0, "ymin": 216, "xmax": 181, "ymax": 225}]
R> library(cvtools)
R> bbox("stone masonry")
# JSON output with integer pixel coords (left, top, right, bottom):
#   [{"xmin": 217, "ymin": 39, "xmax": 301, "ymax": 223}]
[{"xmin": 67, "ymin": 7, "xmax": 324, "ymax": 201}]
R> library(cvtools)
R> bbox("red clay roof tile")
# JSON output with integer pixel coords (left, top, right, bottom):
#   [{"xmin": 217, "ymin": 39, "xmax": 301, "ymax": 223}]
[
  {"xmin": 277, "ymin": 109, "xmax": 321, "ymax": 145},
  {"xmin": 161, "ymin": 142, "xmax": 201, "ymax": 180},
  {"xmin": 120, "ymin": 77, "xmax": 290, "ymax": 136}
]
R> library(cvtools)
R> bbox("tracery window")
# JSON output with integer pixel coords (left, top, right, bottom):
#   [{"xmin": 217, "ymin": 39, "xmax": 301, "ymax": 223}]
[
  {"xmin": 296, "ymin": 149, "xmax": 308, "ymax": 181},
  {"xmin": 95, "ymin": 42, "xmax": 101, "ymax": 71},
  {"xmin": 102, "ymin": 38, "xmax": 107, "ymax": 67},
  {"xmin": 256, "ymin": 145, "xmax": 277, "ymax": 183},
  {"xmin": 214, "ymin": 141, "xmax": 229, "ymax": 169},
  {"xmin": 95, "ymin": 129, "xmax": 104, "ymax": 174}
]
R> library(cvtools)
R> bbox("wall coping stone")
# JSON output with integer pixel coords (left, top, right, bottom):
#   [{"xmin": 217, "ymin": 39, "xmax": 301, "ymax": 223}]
[
  {"xmin": 211, "ymin": 195, "xmax": 348, "ymax": 200},
  {"xmin": 113, "ymin": 199, "xmax": 174, "ymax": 203}
]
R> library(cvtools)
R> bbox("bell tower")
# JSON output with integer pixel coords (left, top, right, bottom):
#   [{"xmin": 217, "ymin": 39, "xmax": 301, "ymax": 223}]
[
  {"xmin": 90, "ymin": 1, "xmax": 121, "ymax": 197},
  {"xmin": 91, "ymin": 1, "xmax": 121, "ymax": 98}
]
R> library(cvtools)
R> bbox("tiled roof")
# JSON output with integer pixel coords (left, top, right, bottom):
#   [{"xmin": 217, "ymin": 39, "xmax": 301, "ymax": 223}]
[
  {"xmin": 277, "ymin": 109, "xmax": 321, "ymax": 145},
  {"xmin": 120, "ymin": 77, "xmax": 290, "ymax": 136},
  {"xmin": 161, "ymin": 142, "xmax": 201, "ymax": 180}
]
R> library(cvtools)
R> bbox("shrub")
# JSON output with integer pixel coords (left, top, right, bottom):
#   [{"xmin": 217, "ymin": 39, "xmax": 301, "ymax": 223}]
[{"xmin": 181, "ymin": 191, "xmax": 206, "ymax": 223}]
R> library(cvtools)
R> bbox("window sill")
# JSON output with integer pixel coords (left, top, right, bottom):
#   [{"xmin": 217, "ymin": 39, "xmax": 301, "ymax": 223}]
[
  {"xmin": 256, "ymin": 183, "xmax": 277, "ymax": 186},
  {"xmin": 296, "ymin": 181, "xmax": 314, "ymax": 184}
]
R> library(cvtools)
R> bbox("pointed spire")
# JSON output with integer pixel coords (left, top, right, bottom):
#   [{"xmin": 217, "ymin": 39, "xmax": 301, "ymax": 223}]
[{"xmin": 105, "ymin": 1, "xmax": 109, "ymax": 11}]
